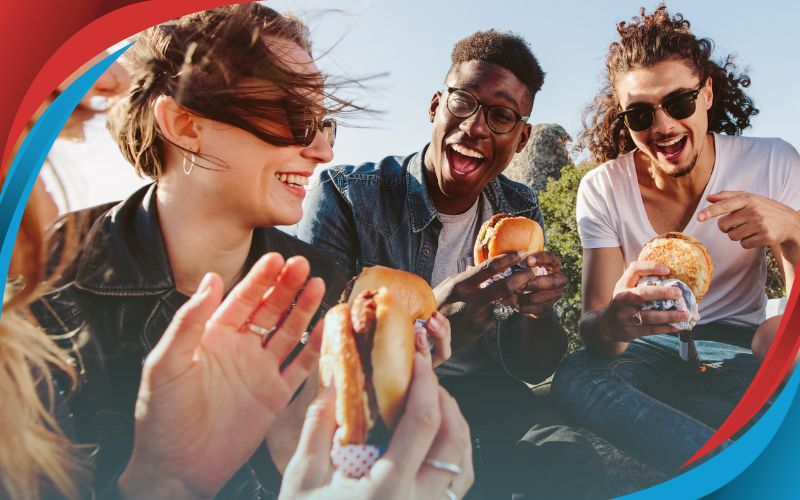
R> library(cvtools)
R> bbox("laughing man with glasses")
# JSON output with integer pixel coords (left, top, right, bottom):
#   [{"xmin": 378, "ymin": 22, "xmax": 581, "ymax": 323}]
[
  {"xmin": 298, "ymin": 30, "xmax": 608, "ymax": 499},
  {"xmin": 550, "ymin": 5, "xmax": 800, "ymax": 475}
]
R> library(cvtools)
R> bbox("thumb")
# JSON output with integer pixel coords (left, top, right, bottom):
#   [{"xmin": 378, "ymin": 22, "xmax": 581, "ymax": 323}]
[
  {"xmin": 295, "ymin": 386, "xmax": 337, "ymax": 457},
  {"xmin": 151, "ymin": 272, "xmax": 223, "ymax": 365},
  {"xmin": 284, "ymin": 386, "xmax": 337, "ymax": 490},
  {"xmin": 415, "ymin": 324, "xmax": 432, "ymax": 363}
]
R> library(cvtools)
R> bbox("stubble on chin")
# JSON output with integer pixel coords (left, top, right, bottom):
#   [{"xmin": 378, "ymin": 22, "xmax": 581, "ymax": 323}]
[{"xmin": 665, "ymin": 156, "xmax": 697, "ymax": 178}]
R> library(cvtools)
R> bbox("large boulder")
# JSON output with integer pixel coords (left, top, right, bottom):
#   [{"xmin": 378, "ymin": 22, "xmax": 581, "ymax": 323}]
[{"xmin": 504, "ymin": 123, "xmax": 571, "ymax": 192}]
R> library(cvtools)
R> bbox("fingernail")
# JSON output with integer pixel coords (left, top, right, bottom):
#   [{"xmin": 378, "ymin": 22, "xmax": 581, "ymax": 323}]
[
  {"xmin": 197, "ymin": 273, "xmax": 213, "ymax": 295},
  {"xmin": 428, "ymin": 316, "xmax": 440, "ymax": 329},
  {"xmin": 660, "ymin": 265, "xmax": 670, "ymax": 274},
  {"xmin": 419, "ymin": 334, "xmax": 428, "ymax": 348}
]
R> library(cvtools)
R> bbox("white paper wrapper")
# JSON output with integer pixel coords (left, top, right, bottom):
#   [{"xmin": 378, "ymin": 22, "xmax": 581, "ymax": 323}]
[
  {"xmin": 478, "ymin": 261, "xmax": 548, "ymax": 290},
  {"xmin": 330, "ymin": 428, "xmax": 383, "ymax": 478},
  {"xmin": 637, "ymin": 276, "xmax": 700, "ymax": 331}
]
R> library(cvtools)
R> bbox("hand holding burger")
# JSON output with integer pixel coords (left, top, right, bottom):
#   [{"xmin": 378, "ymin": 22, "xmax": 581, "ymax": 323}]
[
  {"xmin": 636, "ymin": 232, "xmax": 713, "ymax": 330},
  {"xmin": 473, "ymin": 214, "xmax": 566, "ymax": 319},
  {"xmin": 602, "ymin": 232, "xmax": 713, "ymax": 344}
]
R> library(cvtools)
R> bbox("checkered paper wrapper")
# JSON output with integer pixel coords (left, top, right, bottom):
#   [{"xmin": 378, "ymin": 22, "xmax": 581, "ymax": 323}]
[
  {"xmin": 330, "ymin": 427, "xmax": 385, "ymax": 478},
  {"xmin": 636, "ymin": 276, "xmax": 700, "ymax": 332}
]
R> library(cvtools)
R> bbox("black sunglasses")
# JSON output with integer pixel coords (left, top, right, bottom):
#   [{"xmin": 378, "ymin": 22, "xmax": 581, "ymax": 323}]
[
  {"xmin": 444, "ymin": 87, "xmax": 529, "ymax": 134},
  {"xmin": 291, "ymin": 116, "xmax": 337, "ymax": 148},
  {"xmin": 617, "ymin": 84, "xmax": 704, "ymax": 132}
]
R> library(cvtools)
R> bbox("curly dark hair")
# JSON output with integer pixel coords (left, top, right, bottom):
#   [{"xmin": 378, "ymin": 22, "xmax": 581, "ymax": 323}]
[
  {"xmin": 449, "ymin": 29, "xmax": 545, "ymax": 111},
  {"xmin": 109, "ymin": 3, "xmax": 361, "ymax": 179},
  {"xmin": 579, "ymin": 4, "xmax": 759, "ymax": 163}
]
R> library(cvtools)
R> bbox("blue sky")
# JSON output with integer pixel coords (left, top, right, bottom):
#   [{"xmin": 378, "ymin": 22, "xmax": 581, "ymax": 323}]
[
  {"xmin": 272, "ymin": 0, "xmax": 800, "ymax": 166},
  {"xmin": 52, "ymin": 0, "xmax": 800, "ymax": 208}
]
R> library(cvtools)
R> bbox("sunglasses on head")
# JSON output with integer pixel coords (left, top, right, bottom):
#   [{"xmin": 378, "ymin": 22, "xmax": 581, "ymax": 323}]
[{"xmin": 617, "ymin": 83, "xmax": 704, "ymax": 132}]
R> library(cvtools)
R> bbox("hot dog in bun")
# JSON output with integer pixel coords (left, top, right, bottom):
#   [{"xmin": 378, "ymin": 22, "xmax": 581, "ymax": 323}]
[
  {"xmin": 473, "ymin": 213, "xmax": 544, "ymax": 265},
  {"xmin": 319, "ymin": 266, "xmax": 436, "ymax": 473}
]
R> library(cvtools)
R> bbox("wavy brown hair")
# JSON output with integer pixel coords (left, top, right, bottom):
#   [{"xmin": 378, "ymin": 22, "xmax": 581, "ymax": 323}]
[
  {"xmin": 109, "ymin": 3, "xmax": 362, "ymax": 179},
  {"xmin": 579, "ymin": 4, "xmax": 759, "ymax": 163}
]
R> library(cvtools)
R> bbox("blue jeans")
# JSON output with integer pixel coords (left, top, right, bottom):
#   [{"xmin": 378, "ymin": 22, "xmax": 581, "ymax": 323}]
[{"xmin": 551, "ymin": 324, "xmax": 759, "ymax": 473}]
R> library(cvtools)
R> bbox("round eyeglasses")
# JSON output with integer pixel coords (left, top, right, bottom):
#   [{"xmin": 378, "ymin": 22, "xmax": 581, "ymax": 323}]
[{"xmin": 444, "ymin": 87, "xmax": 528, "ymax": 134}]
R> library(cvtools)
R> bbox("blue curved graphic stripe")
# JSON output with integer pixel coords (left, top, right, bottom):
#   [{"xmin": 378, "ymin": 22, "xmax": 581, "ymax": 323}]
[
  {"xmin": 710, "ymin": 371, "xmax": 800, "ymax": 498},
  {"xmin": 0, "ymin": 44, "xmax": 131, "ymax": 314},
  {"xmin": 619, "ymin": 365, "xmax": 800, "ymax": 499}
]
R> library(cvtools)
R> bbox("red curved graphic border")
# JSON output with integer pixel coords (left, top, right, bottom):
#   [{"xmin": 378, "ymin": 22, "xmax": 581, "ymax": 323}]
[{"xmin": 1, "ymin": 0, "xmax": 797, "ymax": 472}]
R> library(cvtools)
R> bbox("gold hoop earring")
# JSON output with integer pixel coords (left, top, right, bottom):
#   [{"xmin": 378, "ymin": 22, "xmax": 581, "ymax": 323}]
[{"xmin": 183, "ymin": 153, "xmax": 196, "ymax": 175}]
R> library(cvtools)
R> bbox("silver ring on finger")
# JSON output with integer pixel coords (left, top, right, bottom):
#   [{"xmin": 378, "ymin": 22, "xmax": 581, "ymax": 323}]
[
  {"xmin": 444, "ymin": 488, "xmax": 458, "ymax": 500},
  {"xmin": 491, "ymin": 300, "xmax": 516, "ymax": 321},
  {"xmin": 246, "ymin": 322, "xmax": 278, "ymax": 347},
  {"xmin": 423, "ymin": 458, "xmax": 462, "ymax": 475},
  {"xmin": 630, "ymin": 310, "xmax": 643, "ymax": 326}
]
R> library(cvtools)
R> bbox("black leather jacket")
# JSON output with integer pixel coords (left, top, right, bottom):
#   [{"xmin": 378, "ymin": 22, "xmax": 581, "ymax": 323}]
[{"xmin": 31, "ymin": 183, "xmax": 347, "ymax": 498}]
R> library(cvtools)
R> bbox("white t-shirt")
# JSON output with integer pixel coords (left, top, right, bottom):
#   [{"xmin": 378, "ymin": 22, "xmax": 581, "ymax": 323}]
[
  {"xmin": 432, "ymin": 194, "xmax": 494, "ymax": 376},
  {"xmin": 431, "ymin": 196, "xmax": 482, "ymax": 288},
  {"xmin": 576, "ymin": 134, "xmax": 800, "ymax": 328}
]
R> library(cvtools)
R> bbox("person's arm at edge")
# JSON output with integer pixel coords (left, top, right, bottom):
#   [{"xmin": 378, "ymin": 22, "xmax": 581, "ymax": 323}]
[
  {"xmin": 497, "ymin": 201, "xmax": 565, "ymax": 382},
  {"xmin": 579, "ymin": 247, "xmax": 630, "ymax": 358},
  {"xmin": 499, "ymin": 309, "xmax": 567, "ymax": 384}
]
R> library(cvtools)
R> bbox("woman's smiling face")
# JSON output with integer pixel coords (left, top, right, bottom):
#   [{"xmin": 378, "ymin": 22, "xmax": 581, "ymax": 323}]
[{"xmin": 186, "ymin": 38, "xmax": 334, "ymax": 228}]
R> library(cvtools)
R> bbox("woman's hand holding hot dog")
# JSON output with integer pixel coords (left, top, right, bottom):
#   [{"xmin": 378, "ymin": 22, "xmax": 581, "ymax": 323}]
[{"xmin": 280, "ymin": 354, "xmax": 474, "ymax": 500}]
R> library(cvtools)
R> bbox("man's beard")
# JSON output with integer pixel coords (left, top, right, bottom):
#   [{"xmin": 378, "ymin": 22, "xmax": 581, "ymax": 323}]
[{"xmin": 662, "ymin": 151, "xmax": 699, "ymax": 178}]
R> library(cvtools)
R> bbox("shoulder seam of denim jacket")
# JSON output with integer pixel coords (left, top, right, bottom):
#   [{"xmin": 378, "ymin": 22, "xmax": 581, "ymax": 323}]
[{"xmin": 497, "ymin": 174, "xmax": 538, "ymax": 205}]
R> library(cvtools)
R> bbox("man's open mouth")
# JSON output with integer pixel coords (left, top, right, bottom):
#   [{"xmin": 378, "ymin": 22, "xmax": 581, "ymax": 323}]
[
  {"xmin": 653, "ymin": 135, "xmax": 688, "ymax": 160},
  {"xmin": 446, "ymin": 143, "xmax": 486, "ymax": 176}
]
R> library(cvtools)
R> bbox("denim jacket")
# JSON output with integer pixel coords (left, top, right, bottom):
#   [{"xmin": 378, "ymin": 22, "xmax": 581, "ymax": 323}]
[
  {"xmin": 31, "ymin": 183, "xmax": 346, "ymax": 499},
  {"xmin": 297, "ymin": 145, "xmax": 545, "ymax": 380}
]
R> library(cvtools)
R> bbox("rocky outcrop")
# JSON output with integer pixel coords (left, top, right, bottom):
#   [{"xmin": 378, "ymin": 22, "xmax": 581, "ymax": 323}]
[{"xmin": 504, "ymin": 123, "xmax": 571, "ymax": 192}]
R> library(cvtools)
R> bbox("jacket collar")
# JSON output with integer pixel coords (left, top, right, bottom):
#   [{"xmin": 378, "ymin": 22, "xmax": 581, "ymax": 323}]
[
  {"xmin": 406, "ymin": 144, "xmax": 535, "ymax": 233},
  {"xmin": 74, "ymin": 183, "xmax": 175, "ymax": 296},
  {"xmin": 74, "ymin": 183, "xmax": 280, "ymax": 297},
  {"xmin": 73, "ymin": 183, "xmax": 284, "ymax": 298}
]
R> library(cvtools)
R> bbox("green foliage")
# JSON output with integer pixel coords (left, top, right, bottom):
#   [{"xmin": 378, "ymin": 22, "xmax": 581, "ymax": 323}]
[
  {"xmin": 539, "ymin": 164, "xmax": 592, "ymax": 351},
  {"xmin": 538, "ymin": 163, "xmax": 787, "ymax": 352}
]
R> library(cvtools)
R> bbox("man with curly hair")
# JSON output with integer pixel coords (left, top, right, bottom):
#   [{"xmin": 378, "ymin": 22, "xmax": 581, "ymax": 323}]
[
  {"xmin": 299, "ymin": 30, "xmax": 607, "ymax": 499},
  {"xmin": 551, "ymin": 4, "xmax": 800, "ymax": 473}
]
